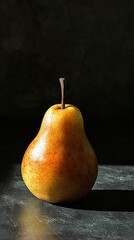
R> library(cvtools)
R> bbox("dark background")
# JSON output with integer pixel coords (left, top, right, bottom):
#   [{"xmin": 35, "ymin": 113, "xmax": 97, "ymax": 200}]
[{"xmin": 0, "ymin": 0, "xmax": 134, "ymax": 171}]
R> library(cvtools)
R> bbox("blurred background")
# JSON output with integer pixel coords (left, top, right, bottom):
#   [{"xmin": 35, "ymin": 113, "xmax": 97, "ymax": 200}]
[{"xmin": 0, "ymin": 0, "xmax": 134, "ymax": 173}]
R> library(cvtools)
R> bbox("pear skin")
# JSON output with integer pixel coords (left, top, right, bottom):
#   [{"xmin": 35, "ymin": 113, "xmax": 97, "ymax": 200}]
[{"xmin": 21, "ymin": 104, "xmax": 98, "ymax": 203}]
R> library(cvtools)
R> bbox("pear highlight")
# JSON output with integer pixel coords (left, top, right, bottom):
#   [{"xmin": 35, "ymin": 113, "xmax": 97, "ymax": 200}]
[{"xmin": 21, "ymin": 78, "xmax": 98, "ymax": 203}]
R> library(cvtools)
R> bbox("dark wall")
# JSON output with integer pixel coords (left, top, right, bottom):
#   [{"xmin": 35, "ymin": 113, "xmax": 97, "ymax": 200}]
[{"xmin": 0, "ymin": 0, "xmax": 134, "ymax": 166}]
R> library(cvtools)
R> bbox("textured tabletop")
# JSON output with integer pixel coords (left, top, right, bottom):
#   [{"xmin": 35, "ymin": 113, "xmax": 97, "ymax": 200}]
[{"xmin": 0, "ymin": 165, "xmax": 134, "ymax": 240}]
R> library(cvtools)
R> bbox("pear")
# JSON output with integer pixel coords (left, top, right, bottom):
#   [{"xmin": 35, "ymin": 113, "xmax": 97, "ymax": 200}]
[{"xmin": 21, "ymin": 78, "xmax": 98, "ymax": 203}]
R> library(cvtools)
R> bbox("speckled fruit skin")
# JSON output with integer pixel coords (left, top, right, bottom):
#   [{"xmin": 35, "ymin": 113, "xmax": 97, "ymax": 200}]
[{"xmin": 21, "ymin": 104, "xmax": 98, "ymax": 203}]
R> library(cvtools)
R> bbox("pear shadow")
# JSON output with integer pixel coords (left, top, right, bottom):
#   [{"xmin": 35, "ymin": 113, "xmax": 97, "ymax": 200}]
[{"xmin": 56, "ymin": 190, "xmax": 134, "ymax": 212}]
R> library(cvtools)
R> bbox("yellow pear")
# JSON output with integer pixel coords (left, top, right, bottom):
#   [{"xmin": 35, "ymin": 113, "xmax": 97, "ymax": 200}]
[{"xmin": 21, "ymin": 78, "xmax": 98, "ymax": 203}]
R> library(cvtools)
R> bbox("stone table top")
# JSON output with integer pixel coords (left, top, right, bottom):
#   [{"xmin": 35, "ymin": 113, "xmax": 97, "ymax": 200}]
[{"xmin": 0, "ymin": 165, "xmax": 134, "ymax": 240}]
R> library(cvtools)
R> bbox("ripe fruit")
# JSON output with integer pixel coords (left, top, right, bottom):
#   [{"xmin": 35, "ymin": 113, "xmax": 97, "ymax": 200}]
[{"xmin": 21, "ymin": 78, "xmax": 98, "ymax": 203}]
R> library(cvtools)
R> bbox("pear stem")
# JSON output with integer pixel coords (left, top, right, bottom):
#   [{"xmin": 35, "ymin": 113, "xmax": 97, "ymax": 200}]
[{"xmin": 59, "ymin": 78, "xmax": 65, "ymax": 109}]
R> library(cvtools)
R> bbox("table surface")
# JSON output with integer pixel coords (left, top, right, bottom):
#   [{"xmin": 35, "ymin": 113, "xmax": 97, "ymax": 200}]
[{"xmin": 0, "ymin": 165, "xmax": 134, "ymax": 240}]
